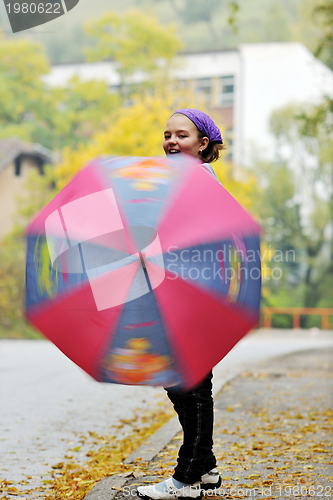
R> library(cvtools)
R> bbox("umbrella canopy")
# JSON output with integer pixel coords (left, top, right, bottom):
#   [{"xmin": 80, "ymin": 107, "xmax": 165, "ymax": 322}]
[{"xmin": 26, "ymin": 155, "xmax": 261, "ymax": 389}]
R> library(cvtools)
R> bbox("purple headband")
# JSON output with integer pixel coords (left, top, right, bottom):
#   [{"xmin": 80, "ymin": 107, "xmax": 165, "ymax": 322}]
[{"xmin": 172, "ymin": 108, "xmax": 223, "ymax": 144}]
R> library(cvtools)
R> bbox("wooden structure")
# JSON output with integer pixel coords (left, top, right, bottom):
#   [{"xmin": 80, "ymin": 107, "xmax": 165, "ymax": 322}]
[{"xmin": 262, "ymin": 307, "xmax": 333, "ymax": 330}]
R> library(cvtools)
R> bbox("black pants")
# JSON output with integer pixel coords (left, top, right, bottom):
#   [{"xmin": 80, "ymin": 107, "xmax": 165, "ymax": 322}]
[{"xmin": 165, "ymin": 372, "xmax": 216, "ymax": 484}]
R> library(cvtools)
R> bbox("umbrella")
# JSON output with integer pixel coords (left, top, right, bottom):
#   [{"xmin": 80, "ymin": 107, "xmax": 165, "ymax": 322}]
[{"xmin": 26, "ymin": 155, "xmax": 261, "ymax": 389}]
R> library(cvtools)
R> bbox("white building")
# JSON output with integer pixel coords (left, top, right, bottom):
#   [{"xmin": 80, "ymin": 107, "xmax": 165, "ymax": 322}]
[{"xmin": 45, "ymin": 43, "xmax": 333, "ymax": 166}]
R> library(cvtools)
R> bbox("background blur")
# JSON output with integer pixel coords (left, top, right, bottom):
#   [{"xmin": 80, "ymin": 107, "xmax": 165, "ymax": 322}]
[{"xmin": 0, "ymin": 0, "xmax": 332, "ymax": 336}]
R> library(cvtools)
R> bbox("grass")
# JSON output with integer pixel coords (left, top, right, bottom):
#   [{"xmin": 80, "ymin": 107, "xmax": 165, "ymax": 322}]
[{"xmin": 0, "ymin": 319, "xmax": 44, "ymax": 339}]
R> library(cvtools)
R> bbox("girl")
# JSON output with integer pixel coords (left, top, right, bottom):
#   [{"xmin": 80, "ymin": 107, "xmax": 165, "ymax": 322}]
[{"xmin": 137, "ymin": 109, "xmax": 224, "ymax": 500}]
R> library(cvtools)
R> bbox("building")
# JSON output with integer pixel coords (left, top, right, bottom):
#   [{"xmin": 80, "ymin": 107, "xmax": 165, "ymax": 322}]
[
  {"xmin": 0, "ymin": 139, "xmax": 53, "ymax": 239},
  {"xmin": 44, "ymin": 42, "xmax": 333, "ymax": 166}
]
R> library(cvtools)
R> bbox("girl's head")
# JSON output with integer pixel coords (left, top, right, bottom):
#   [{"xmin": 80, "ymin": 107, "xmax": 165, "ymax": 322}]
[{"xmin": 163, "ymin": 108, "xmax": 224, "ymax": 163}]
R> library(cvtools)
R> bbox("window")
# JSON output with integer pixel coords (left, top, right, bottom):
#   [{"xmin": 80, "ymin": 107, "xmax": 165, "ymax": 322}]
[
  {"xmin": 15, "ymin": 156, "xmax": 21, "ymax": 176},
  {"xmin": 195, "ymin": 78, "xmax": 212, "ymax": 105},
  {"xmin": 218, "ymin": 76, "xmax": 234, "ymax": 107}
]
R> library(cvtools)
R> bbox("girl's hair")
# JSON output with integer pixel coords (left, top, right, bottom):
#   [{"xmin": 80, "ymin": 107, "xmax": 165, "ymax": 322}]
[{"xmin": 197, "ymin": 130, "xmax": 225, "ymax": 164}]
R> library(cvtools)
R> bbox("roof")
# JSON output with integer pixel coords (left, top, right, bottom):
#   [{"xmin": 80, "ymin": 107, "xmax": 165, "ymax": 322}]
[
  {"xmin": 44, "ymin": 50, "xmax": 241, "ymax": 87},
  {"xmin": 0, "ymin": 138, "xmax": 54, "ymax": 173},
  {"xmin": 48, "ymin": 48, "xmax": 239, "ymax": 67}
]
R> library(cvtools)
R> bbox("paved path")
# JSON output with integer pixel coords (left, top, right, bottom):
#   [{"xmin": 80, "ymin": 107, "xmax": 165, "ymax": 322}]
[
  {"xmin": 112, "ymin": 347, "xmax": 333, "ymax": 500},
  {"xmin": 0, "ymin": 329, "xmax": 332, "ymax": 487},
  {"xmin": 0, "ymin": 340, "xmax": 166, "ymax": 485}
]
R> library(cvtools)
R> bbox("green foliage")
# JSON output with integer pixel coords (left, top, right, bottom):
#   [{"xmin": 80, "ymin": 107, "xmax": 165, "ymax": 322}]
[
  {"xmin": 2, "ymin": 0, "xmax": 322, "ymax": 63},
  {"xmin": 135, "ymin": 0, "xmax": 239, "ymax": 44},
  {"xmin": 297, "ymin": 96, "xmax": 333, "ymax": 137},
  {"xmin": 41, "ymin": 77, "xmax": 120, "ymax": 151},
  {"xmin": 0, "ymin": 321, "xmax": 44, "ymax": 339},
  {"xmin": 261, "ymin": 4, "xmax": 291, "ymax": 42},
  {"xmin": 0, "ymin": 11, "xmax": 180, "ymax": 338},
  {"xmin": 182, "ymin": 0, "xmax": 221, "ymax": 24},
  {"xmin": 45, "ymin": 24, "xmax": 90, "ymax": 64},
  {"xmin": 0, "ymin": 174, "xmax": 60, "ymax": 337},
  {"xmin": 254, "ymin": 102, "xmax": 333, "ymax": 318},
  {"xmin": 1, "ymin": 3, "xmax": 332, "ymax": 336},
  {"xmin": 271, "ymin": 314, "xmax": 293, "ymax": 329},
  {"xmin": 0, "ymin": 34, "xmax": 119, "ymax": 151},
  {"xmin": 0, "ymin": 33, "xmax": 50, "ymax": 138},
  {"xmin": 34, "ymin": 235, "xmax": 58, "ymax": 299},
  {"xmin": 85, "ymin": 11, "xmax": 182, "ymax": 97},
  {"xmin": 313, "ymin": 0, "xmax": 333, "ymax": 69},
  {"xmin": 0, "ymin": 232, "xmax": 26, "ymax": 329},
  {"xmin": 227, "ymin": 1, "xmax": 240, "ymax": 33}
]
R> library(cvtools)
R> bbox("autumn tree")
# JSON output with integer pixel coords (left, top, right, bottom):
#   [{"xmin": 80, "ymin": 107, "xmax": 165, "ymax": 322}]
[
  {"xmin": 48, "ymin": 91, "xmax": 257, "ymax": 208},
  {"xmin": 38, "ymin": 76, "xmax": 120, "ymax": 151},
  {"xmin": 313, "ymin": 0, "xmax": 333, "ymax": 70},
  {"xmin": 251, "ymin": 2, "xmax": 333, "ymax": 322},
  {"xmin": 0, "ymin": 33, "xmax": 50, "ymax": 141},
  {"xmin": 253, "ymin": 104, "xmax": 333, "ymax": 321},
  {"xmin": 300, "ymin": 0, "xmax": 333, "ymax": 135},
  {"xmin": 84, "ymin": 11, "xmax": 182, "ymax": 100},
  {"xmin": 0, "ymin": 33, "xmax": 119, "ymax": 151},
  {"xmin": 136, "ymin": 0, "xmax": 240, "ymax": 43}
]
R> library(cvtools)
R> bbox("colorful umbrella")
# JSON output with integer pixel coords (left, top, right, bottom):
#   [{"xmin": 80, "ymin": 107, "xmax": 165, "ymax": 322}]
[{"xmin": 26, "ymin": 155, "xmax": 261, "ymax": 389}]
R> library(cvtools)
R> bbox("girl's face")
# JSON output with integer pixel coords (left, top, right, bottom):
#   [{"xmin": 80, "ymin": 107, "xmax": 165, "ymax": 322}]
[{"xmin": 163, "ymin": 114, "xmax": 209, "ymax": 159}]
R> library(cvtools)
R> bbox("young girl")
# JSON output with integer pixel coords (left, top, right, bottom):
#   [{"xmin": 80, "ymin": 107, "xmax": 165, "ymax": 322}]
[{"xmin": 137, "ymin": 109, "xmax": 224, "ymax": 500}]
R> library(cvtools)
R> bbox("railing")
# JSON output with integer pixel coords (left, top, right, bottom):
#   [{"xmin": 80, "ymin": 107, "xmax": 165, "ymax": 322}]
[{"xmin": 261, "ymin": 307, "xmax": 333, "ymax": 330}]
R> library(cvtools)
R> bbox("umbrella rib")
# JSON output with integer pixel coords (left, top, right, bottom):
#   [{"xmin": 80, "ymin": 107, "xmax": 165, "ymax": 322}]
[
  {"xmin": 142, "ymin": 265, "xmax": 153, "ymax": 293},
  {"xmin": 58, "ymin": 209, "xmax": 72, "ymax": 249},
  {"xmin": 58, "ymin": 208, "xmax": 86, "ymax": 274},
  {"xmin": 78, "ymin": 243, "xmax": 87, "ymax": 274}
]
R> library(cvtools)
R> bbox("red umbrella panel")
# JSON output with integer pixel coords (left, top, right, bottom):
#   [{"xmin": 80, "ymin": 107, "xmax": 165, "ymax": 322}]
[{"xmin": 26, "ymin": 155, "xmax": 261, "ymax": 389}]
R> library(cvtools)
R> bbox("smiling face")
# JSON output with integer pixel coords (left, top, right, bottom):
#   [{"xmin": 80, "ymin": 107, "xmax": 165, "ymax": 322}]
[{"xmin": 163, "ymin": 114, "xmax": 209, "ymax": 159}]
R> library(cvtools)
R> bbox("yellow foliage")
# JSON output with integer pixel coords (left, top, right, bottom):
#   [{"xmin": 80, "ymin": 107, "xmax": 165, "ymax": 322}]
[
  {"xmin": 85, "ymin": 10, "xmax": 182, "ymax": 80},
  {"xmin": 54, "ymin": 93, "xmax": 179, "ymax": 189},
  {"xmin": 213, "ymin": 160, "xmax": 258, "ymax": 213},
  {"xmin": 53, "ymin": 93, "xmax": 260, "ymax": 218}
]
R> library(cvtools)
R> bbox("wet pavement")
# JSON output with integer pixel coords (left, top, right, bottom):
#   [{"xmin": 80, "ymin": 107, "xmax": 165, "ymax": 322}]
[
  {"xmin": 1, "ymin": 329, "xmax": 332, "ymax": 496},
  {"xmin": 113, "ymin": 347, "xmax": 333, "ymax": 500}
]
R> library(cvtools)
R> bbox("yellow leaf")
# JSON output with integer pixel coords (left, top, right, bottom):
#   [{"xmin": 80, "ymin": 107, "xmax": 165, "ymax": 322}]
[
  {"xmin": 133, "ymin": 471, "xmax": 146, "ymax": 478},
  {"xmin": 51, "ymin": 462, "xmax": 64, "ymax": 469}
]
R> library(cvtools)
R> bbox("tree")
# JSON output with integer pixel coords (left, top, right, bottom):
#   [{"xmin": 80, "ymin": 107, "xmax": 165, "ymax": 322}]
[
  {"xmin": 0, "ymin": 233, "xmax": 26, "ymax": 330},
  {"xmin": 136, "ymin": 0, "xmax": 240, "ymax": 44},
  {"xmin": 85, "ymin": 11, "xmax": 182, "ymax": 100},
  {"xmin": 34, "ymin": 76, "xmax": 120, "ymax": 151},
  {"xmin": 253, "ymin": 104, "xmax": 333, "ymax": 318},
  {"xmin": 0, "ymin": 33, "xmax": 50, "ymax": 141},
  {"xmin": 2, "ymin": 87, "xmax": 260, "ymax": 335},
  {"xmin": 17, "ymin": 89, "xmax": 257, "ymax": 225},
  {"xmin": 0, "ymin": 33, "xmax": 120, "ymax": 151},
  {"xmin": 313, "ymin": 0, "xmax": 333, "ymax": 70},
  {"xmin": 301, "ymin": 0, "xmax": 333, "ymax": 134},
  {"xmin": 49, "ymin": 91, "xmax": 258, "ymax": 210}
]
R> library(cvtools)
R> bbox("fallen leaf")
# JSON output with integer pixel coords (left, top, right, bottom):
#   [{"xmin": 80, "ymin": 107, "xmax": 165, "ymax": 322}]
[
  {"xmin": 112, "ymin": 485, "xmax": 124, "ymax": 491},
  {"xmin": 133, "ymin": 471, "xmax": 146, "ymax": 478},
  {"xmin": 51, "ymin": 462, "xmax": 64, "ymax": 470}
]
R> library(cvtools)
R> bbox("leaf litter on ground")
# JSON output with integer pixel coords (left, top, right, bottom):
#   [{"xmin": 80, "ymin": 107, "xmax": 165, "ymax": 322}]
[
  {"xmin": 1, "ymin": 350, "xmax": 332, "ymax": 500},
  {"xmin": 0, "ymin": 402, "xmax": 174, "ymax": 500}
]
